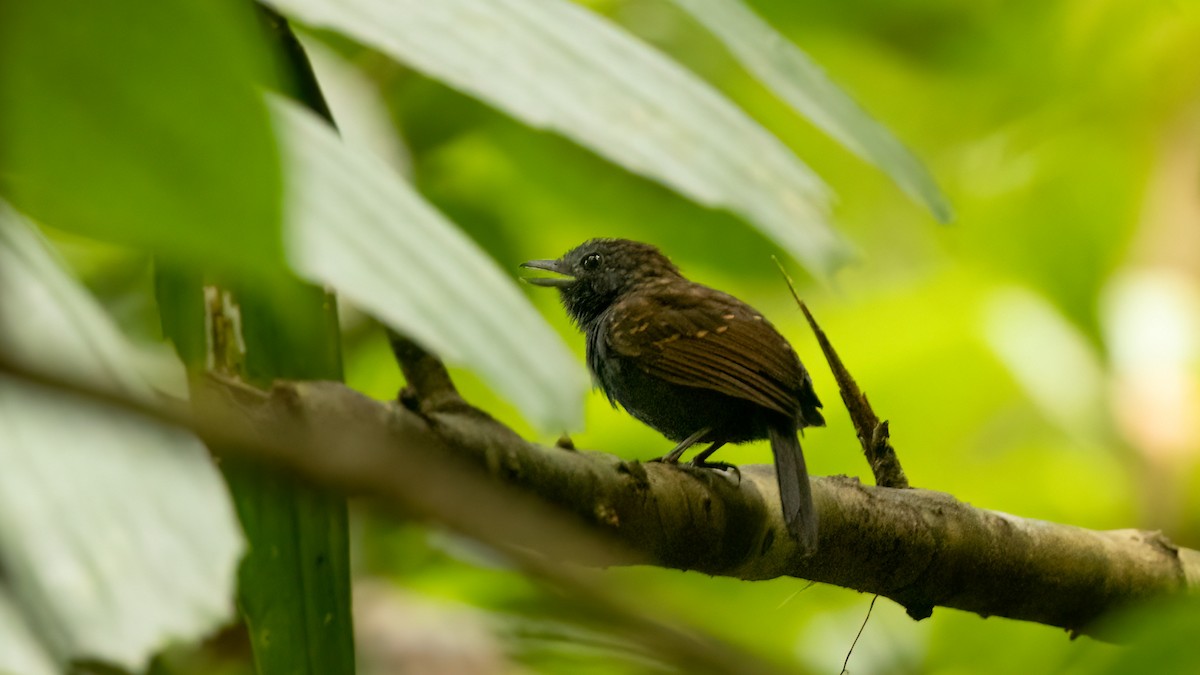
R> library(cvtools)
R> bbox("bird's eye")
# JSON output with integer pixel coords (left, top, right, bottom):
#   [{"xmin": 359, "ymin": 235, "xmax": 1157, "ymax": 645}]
[{"xmin": 582, "ymin": 253, "xmax": 602, "ymax": 271}]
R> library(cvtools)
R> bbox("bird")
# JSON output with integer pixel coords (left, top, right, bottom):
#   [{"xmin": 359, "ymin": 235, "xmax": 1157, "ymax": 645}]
[{"xmin": 521, "ymin": 238, "xmax": 823, "ymax": 550}]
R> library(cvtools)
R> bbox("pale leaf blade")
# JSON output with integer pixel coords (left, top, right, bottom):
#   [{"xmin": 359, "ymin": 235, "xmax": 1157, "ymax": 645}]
[
  {"xmin": 0, "ymin": 203, "xmax": 244, "ymax": 671},
  {"xmin": 670, "ymin": 0, "xmax": 952, "ymax": 222},
  {"xmin": 272, "ymin": 97, "xmax": 588, "ymax": 430},
  {"xmin": 266, "ymin": 0, "xmax": 852, "ymax": 277}
]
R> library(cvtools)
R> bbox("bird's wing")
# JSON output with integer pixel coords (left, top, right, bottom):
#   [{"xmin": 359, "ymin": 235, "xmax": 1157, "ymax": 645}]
[{"xmin": 605, "ymin": 286, "xmax": 806, "ymax": 418}]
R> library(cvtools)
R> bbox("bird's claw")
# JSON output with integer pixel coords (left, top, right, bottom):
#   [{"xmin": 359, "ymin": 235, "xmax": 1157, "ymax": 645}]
[
  {"xmin": 646, "ymin": 455, "xmax": 679, "ymax": 465},
  {"xmin": 690, "ymin": 460, "xmax": 741, "ymax": 483}
]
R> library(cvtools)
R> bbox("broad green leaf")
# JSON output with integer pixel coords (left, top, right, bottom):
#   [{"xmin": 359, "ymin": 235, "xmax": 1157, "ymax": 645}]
[
  {"xmin": 669, "ymin": 0, "xmax": 953, "ymax": 223},
  {"xmin": 0, "ymin": 0, "xmax": 282, "ymax": 274},
  {"xmin": 144, "ymin": 13, "xmax": 358, "ymax": 673},
  {"xmin": 266, "ymin": 0, "xmax": 853, "ymax": 278},
  {"xmin": 179, "ymin": 276, "xmax": 356, "ymax": 675},
  {"xmin": 0, "ymin": 203, "xmax": 244, "ymax": 671},
  {"xmin": 271, "ymin": 96, "xmax": 588, "ymax": 431},
  {"xmin": 154, "ymin": 210, "xmax": 357, "ymax": 675}
]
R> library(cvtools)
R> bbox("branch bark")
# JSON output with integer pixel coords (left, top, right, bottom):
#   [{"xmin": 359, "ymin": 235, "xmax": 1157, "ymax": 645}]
[
  {"xmin": 7, "ymin": 341, "xmax": 1198, "ymax": 642},
  {"xmin": 375, "ymin": 337, "xmax": 1200, "ymax": 638},
  {"xmin": 0, "ymin": 355, "xmax": 791, "ymax": 675}
]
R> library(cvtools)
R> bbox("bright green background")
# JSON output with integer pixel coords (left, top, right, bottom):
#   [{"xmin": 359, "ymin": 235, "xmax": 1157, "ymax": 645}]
[
  {"xmin": 24, "ymin": 0, "xmax": 1200, "ymax": 673},
  {"xmin": 344, "ymin": 3, "xmax": 1200, "ymax": 671}
]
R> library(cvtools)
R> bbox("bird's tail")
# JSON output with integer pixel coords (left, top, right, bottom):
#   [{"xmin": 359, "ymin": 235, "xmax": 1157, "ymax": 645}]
[{"xmin": 768, "ymin": 423, "xmax": 818, "ymax": 553}]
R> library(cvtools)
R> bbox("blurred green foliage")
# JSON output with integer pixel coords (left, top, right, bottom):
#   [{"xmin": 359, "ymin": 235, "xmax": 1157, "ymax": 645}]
[
  {"xmin": 23, "ymin": 0, "xmax": 1200, "ymax": 673},
  {"xmin": 344, "ymin": 1, "xmax": 1200, "ymax": 672},
  {"xmin": 0, "ymin": 0, "xmax": 285, "ymax": 278}
]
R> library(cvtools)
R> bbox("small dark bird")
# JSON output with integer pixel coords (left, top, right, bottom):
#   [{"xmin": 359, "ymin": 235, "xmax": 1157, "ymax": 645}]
[{"xmin": 522, "ymin": 238, "xmax": 823, "ymax": 550}]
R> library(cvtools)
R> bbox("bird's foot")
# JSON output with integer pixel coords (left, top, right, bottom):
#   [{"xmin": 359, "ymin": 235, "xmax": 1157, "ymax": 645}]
[
  {"xmin": 690, "ymin": 459, "xmax": 741, "ymax": 483},
  {"xmin": 646, "ymin": 455, "xmax": 680, "ymax": 465}
]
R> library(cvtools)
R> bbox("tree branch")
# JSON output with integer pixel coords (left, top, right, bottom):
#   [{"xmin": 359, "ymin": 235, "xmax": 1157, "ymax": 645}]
[
  {"xmin": 380, "ymin": 335, "xmax": 1200, "ymax": 638},
  {"xmin": 6, "ymin": 340, "xmax": 1198, "ymax": 641},
  {"xmin": 0, "ymin": 354, "xmax": 788, "ymax": 675}
]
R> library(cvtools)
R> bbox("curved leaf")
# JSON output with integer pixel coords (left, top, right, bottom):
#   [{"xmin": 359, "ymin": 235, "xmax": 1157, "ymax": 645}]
[
  {"xmin": 266, "ymin": 0, "xmax": 852, "ymax": 277},
  {"xmin": 670, "ymin": 0, "xmax": 953, "ymax": 223},
  {"xmin": 0, "ymin": 203, "xmax": 244, "ymax": 671},
  {"xmin": 271, "ymin": 97, "xmax": 588, "ymax": 430},
  {"xmin": 0, "ymin": 587, "xmax": 55, "ymax": 675}
]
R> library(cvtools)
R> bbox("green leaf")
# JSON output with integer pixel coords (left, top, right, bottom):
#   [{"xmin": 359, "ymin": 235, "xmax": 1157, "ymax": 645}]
[
  {"xmin": 155, "ymin": 256, "xmax": 355, "ymax": 675},
  {"xmin": 265, "ymin": 0, "xmax": 853, "ymax": 278},
  {"xmin": 272, "ymin": 96, "xmax": 588, "ymax": 431},
  {"xmin": 0, "ymin": 203, "xmax": 243, "ymax": 671},
  {"xmin": 142, "ymin": 12, "xmax": 357, "ymax": 672},
  {"xmin": 668, "ymin": 0, "xmax": 953, "ymax": 223},
  {"xmin": 224, "ymin": 470, "xmax": 355, "ymax": 675},
  {"xmin": 0, "ymin": 0, "xmax": 283, "ymax": 274}
]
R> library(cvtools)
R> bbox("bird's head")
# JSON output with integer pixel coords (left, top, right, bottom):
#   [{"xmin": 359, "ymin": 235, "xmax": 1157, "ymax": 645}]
[{"xmin": 521, "ymin": 238, "xmax": 680, "ymax": 326}]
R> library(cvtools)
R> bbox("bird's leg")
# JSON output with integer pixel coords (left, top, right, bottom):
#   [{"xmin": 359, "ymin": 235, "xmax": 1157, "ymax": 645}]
[
  {"xmin": 688, "ymin": 441, "xmax": 740, "ymax": 481},
  {"xmin": 648, "ymin": 426, "xmax": 712, "ymax": 464},
  {"xmin": 689, "ymin": 440, "xmax": 727, "ymax": 465}
]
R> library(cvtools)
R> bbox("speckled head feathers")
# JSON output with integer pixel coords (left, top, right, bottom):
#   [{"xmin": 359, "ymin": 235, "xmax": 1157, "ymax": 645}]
[{"xmin": 522, "ymin": 238, "xmax": 681, "ymax": 326}]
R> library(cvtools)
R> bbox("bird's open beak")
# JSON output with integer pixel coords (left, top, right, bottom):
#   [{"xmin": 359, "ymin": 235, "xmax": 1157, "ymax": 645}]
[{"xmin": 520, "ymin": 259, "xmax": 575, "ymax": 288}]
